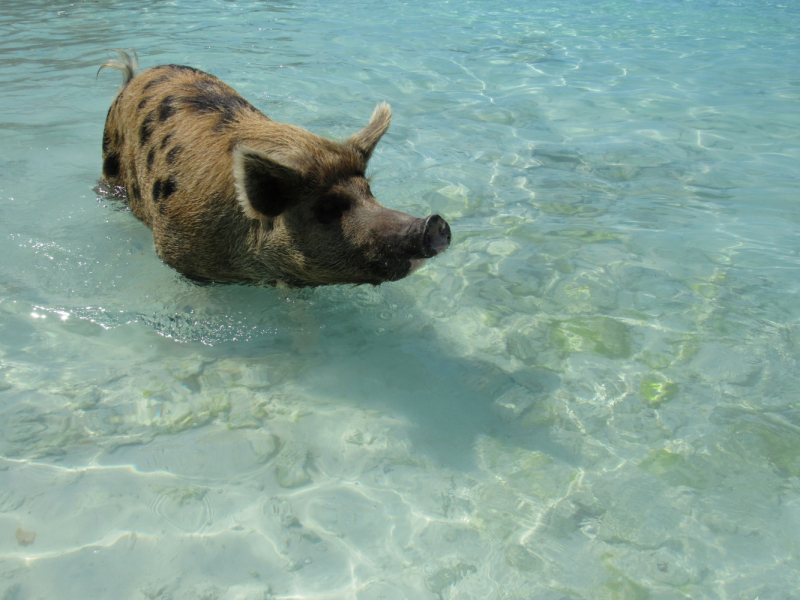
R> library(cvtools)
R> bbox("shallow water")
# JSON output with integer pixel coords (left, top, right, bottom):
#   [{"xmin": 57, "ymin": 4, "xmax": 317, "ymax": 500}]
[{"xmin": 1, "ymin": 0, "xmax": 800, "ymax": 598}]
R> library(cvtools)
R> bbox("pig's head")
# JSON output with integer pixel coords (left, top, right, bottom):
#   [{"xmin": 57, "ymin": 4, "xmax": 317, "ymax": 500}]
[{"xmin": 232, "ymin": 102, "xmax": 451, "ymax": 287}]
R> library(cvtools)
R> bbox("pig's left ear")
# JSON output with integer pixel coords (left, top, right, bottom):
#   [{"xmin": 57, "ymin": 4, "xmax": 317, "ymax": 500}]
[
  {"xmin": 233, "ymin": 146, "xmax": 302, "ymax": 219},
  {"xmin": 346, "ymin": 102, "xmax": 392, "ymax": 162}
]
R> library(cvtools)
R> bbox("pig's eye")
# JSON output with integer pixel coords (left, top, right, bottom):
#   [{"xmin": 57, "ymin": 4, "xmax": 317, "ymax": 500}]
[{"xmin": 313, "ymin": 195, "xmax": 350, "ymax": 225}]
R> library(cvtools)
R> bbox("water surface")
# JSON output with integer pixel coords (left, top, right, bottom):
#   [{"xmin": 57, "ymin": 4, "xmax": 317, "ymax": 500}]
[{"xmin": 1, "ymin": 0, "xmax": 799, "ymax": 598}]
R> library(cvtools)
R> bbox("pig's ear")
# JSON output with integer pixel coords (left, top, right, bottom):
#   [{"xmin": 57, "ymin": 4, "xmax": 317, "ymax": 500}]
[
  {"xmin": 233, "ymin": 146, "xmax": 302, "ymax": 219},
  {"xmin": 346, "ymin": 102, "xmax": 392, "ymax": 162}
]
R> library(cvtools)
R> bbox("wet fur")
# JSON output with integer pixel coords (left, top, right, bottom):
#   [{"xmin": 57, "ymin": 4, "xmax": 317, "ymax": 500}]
[{"xmin": 99, "ymin": 51, "xmax": 408, "ymax": 286}]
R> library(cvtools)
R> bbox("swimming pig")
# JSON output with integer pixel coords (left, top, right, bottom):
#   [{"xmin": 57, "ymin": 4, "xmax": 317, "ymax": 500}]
[{"xmin": 98, "ymin": 50, "xmax": 450, "ymax": 286}]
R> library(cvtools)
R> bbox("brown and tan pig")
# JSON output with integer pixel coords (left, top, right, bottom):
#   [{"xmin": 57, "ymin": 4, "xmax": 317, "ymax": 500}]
[{"xmin": 99, "ymin": 50, "xmax": 450, "ymax": 287}]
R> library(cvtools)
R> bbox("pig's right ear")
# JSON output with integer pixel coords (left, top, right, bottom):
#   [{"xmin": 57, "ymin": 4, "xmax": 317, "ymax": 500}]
[{"xmin": 233, "ymin": 146, "xmax": 302, "ymax": 219}]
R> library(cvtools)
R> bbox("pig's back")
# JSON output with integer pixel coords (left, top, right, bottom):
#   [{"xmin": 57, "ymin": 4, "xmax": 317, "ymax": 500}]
[{"xmin": 101, "ymin": 64, "xmax": 275, "ymax": 281}]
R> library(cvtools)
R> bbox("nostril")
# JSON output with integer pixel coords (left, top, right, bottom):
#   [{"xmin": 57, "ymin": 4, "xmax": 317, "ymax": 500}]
[{"xmin": 423, "ymin": 215, "xmax": 451, "ymax": 257}]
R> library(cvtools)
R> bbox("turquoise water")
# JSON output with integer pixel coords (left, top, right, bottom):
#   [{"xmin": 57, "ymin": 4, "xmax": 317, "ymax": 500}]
[{"xmin": 2, "ymin": 0, "xmax": 799, "ymax": 597}]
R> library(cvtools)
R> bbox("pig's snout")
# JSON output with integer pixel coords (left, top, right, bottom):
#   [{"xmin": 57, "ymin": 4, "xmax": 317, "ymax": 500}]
[
  {"xmin": 382, "ymin": 213, "xmax": 450, "ymax": 280},
  {"xmin": 420, "ymin": 215, "xmax": 451, "ymax": 258}
]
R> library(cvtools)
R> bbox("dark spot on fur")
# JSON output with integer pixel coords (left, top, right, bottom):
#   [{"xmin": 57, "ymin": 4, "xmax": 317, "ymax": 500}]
[
  {"xmin": 103, "ymin": 152, "xmax": 120, "ymax": 178},
  {"xmin": 137, "ymin": 97, "xmax": 150, "ymax": 111},
  {"xmin": 143, "ymin": 75, "xmax": 169, "ymax": 91},
  {"xmin": 158, "ymin": 96, "xmax": 175, "ymax": 122},
  {"xmin": 127, "ymin": 167, "xmax": 140, "ymax": 203},
  {"xmin": 102, "ymin": 130, "xmax": 111, "ymax": 154},
  {"xmin": 166, "ymin": 145, "xmax": 182, "ymax": 165},
  {"xmin": 160, "ymin": 132, "xmax": 174, "ymax": 150},
  {"xmin": 195, "ymin": 79, "xmax": 224, "ymax": 92},
  {"xmin": 161, "ymin": 175, "xmax": 177, "ymax": 199},
  {"xmin": 168, "ymin": 64, "xmax": 203, "ymax": 75},
  {"xmin": 183, "ymin": 82, "xmax": 251, "ymax": 128},
  {"xmin": 152, "ymin": 176, "xmax": 177, "ymax": 204},
  {"xmin": 147, "ymin": 148, "xmax": 156, "ymax": 171},
  {"xmin": 139, "ymin": 112, "xmax": 156, "ymax": 146}
]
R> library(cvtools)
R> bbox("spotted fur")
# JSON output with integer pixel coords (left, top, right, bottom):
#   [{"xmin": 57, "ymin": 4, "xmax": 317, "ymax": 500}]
[{"xmin": 99, "ymin": 50, "xmax": 450, "ymax": 286}]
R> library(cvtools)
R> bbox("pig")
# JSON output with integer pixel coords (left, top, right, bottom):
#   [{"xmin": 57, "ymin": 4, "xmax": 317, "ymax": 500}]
[{"xmin": 98, "ymin": 50, "xmax": 450, "ymax": 287}]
